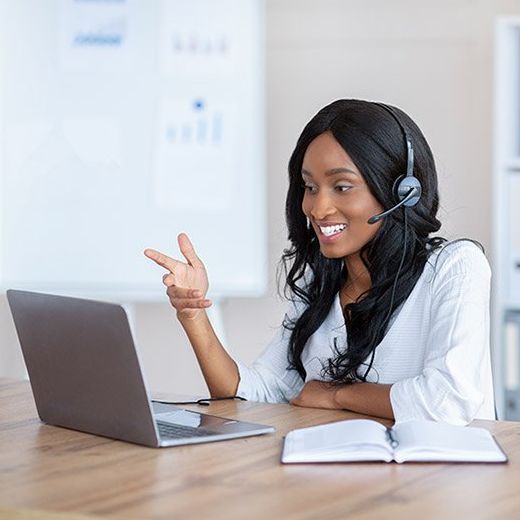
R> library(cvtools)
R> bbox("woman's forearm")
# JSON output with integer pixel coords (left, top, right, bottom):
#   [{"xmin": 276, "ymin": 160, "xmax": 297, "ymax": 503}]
[
  {"xmin": 178, "ymin": 311, "xmax": 239, "ymax": 397},
  {"xmin": 291, "ymin": 380, "xmax": 395, "ymax": 420},
  {"xmin": 333, "ymin": 382, "xmax": 394, "ymax": 419}
]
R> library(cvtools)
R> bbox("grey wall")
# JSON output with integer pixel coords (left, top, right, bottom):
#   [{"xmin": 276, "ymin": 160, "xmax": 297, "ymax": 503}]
[{"xmin": 2, "ymin": 0, "xmax": 520, "ymax": 397}]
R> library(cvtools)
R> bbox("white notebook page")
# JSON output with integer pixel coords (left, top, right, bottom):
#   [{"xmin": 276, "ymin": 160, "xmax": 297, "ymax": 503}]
[
  {"xmin": 394, "ymin": 421, "xmax": 500, "ymax": 455},
  {"xmin": 287, "ymin": 419, "xmax": 390, "ymax": 453}
]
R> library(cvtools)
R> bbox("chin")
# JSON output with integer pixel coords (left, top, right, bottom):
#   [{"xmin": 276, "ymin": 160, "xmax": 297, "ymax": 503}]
[
  {"xmin": 319, "ymin": 246, "xmax": 351, "ymax": 259},
  {"xmin": 318, "ymin": 238, "xmax": 364, "ymax": 259}
]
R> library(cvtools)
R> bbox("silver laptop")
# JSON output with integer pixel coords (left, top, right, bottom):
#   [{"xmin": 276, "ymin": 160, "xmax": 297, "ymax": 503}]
[{"xmin": 6, "ymin": 289, "xmax": 274, "ymax": 447}]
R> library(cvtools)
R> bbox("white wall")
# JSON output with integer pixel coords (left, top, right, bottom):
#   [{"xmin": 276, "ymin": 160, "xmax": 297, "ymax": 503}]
[{"xmin": 2, "ymin": 0, "xmax": 520, "ymax": 396}]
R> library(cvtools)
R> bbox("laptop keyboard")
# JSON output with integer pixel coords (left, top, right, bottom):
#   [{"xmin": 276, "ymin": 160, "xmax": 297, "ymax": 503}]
[{"xmin": 156, "ymin": 420, "xmax": 219, "ymax": 439}]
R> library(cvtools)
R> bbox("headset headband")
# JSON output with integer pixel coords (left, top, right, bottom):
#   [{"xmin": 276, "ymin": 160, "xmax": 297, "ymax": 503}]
[{"xmin": 374, "ymin": 102, "xmax": 414, "ymax": 178}]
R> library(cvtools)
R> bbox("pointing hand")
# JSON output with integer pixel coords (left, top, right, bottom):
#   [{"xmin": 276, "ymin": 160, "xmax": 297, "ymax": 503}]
[{"xmin": 144, "ymin": 233, "xmax": 211, "ymax": 320}]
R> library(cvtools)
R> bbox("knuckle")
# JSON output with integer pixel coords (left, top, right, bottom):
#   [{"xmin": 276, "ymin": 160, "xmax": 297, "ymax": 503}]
[{"xmin": 162, "ymin": 273, "xmax": 175, "ymax": 287}]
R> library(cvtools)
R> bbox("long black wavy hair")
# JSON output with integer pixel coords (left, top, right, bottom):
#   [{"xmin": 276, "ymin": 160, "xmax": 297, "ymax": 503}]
[{"xmin": 278, "ymin": 99, "xmax": 446, "ymax": 384}]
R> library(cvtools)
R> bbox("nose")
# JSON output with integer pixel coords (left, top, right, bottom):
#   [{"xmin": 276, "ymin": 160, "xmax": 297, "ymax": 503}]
[{"xmin": 309, "ymin": 190, "xmax": 336, "ymax": 220}]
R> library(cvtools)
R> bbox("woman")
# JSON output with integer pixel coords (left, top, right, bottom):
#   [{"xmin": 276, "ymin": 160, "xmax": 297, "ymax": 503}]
[{"xmin": 144, "ymin": 99, "xmax": 495, "ymax": 425}]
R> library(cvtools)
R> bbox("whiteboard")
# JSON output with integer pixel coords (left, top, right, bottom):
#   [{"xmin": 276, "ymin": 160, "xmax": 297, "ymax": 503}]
[{"xmin": 0, "ymin": 0, "xmax": 267, "ymax": 301}]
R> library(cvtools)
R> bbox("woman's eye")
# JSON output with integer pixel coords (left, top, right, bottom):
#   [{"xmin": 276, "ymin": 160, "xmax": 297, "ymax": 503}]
[{"xmin": 301, "ymin": 183, "xmax": 351, "ymax": 193}]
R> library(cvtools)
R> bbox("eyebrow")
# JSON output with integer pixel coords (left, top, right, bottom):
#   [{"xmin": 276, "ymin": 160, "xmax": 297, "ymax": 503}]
[{"xmin": 301, "ymin": 167, "xmax": 359, "ymax": 177}]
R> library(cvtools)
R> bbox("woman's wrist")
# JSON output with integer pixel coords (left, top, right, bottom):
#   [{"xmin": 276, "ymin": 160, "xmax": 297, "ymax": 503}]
[
  {"xmin": 176, "ymin": 309, "xmax": 208, "ymax": 326},
  {"xmin": 331, "ymin": 383, "xmax": 347, "ymax": 409}
]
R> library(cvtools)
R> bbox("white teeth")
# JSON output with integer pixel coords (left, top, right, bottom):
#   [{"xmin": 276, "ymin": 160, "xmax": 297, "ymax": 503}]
[{"xmin": 319, "ymin": 224, "xmax": 346, "ymax": 236}]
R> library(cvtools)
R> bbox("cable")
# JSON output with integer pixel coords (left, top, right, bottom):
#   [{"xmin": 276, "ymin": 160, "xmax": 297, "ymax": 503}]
[
  {"xmin": 362, "ymin": 209, "xmax": 409, "ymax": 381},
  {"xmin": 152, "ymin": 396, "xmax": 247, "ymax": 407}
]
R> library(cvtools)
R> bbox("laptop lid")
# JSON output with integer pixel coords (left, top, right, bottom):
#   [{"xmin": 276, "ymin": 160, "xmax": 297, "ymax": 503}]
[{"xmin": 7, "ymin": 289, "xmax": 161, "ymax": 447}]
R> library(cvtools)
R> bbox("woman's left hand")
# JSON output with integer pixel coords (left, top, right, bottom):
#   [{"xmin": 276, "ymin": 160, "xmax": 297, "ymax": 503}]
[{"xmin": 290, "ymin": 380, "xmax": 339, "ymax": 409}]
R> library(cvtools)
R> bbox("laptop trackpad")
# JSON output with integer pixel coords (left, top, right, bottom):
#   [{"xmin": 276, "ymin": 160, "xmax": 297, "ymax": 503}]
[{"xmin": 154, "ymin": 406, "xmax": 240, "ymax": 430}]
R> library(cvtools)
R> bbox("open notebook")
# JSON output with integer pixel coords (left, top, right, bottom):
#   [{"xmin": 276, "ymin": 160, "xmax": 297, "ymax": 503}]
[{"xmin": 281, "ymin": 419, "xmax": 507, "ymax": 464}]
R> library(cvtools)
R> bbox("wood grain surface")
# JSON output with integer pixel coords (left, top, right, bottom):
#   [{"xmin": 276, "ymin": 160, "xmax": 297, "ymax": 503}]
[{"xmin": 0, "ymin": 379, "xmax": 517, "ymax": 519}]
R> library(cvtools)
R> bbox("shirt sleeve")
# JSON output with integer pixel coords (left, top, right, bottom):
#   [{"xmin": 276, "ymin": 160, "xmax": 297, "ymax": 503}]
[
  {"xmin": 389, "ymin": 242, "xmax": 493, "ymax": 425},
  {"xmin": 235, "ymin": 298, "xmax": 306, "ymax": 403}
]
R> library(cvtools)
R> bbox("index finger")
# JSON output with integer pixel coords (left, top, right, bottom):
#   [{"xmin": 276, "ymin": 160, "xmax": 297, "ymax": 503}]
[{"xmin": 144, "ymin": 248, "xmax": 178, "ymax": 273}]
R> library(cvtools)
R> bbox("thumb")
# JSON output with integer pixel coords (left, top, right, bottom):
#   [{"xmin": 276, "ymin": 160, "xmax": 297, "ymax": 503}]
[{"xmin": 177, "ymin": 233, "xmax": 203, "ymax": 268}]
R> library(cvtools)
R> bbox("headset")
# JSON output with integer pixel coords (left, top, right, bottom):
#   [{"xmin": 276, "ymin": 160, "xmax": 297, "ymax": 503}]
[
  {"xmin": 361, "ymin": 102, "xmax": 422, "ymax": 380},
  {"xmin": 367, "ymin": 103, "xmax": 422, "ymax": 225}
]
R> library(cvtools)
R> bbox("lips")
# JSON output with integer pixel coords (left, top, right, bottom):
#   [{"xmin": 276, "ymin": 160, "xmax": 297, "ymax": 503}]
[
  {"xmin": 315, "ymin": 225, "xmax": 347, "ymax": 243},
  {"xmin": 315, "ymin": 221, "xmax": 346, "ymax": 237},
  {"xmin": 315, "ymin": 221, "xmax": 348, "ymax": 227}
]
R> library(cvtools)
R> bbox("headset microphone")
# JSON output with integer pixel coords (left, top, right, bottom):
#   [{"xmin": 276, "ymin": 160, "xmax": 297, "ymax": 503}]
[{"xmin": 367, "ymin": 104, "xmax": 422, "ymax": 225}]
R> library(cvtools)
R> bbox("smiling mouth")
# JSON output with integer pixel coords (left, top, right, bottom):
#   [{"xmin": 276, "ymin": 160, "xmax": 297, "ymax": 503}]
[{"xmin": 318, "ymin": 224, "xmax": 347, "ymax": 238}]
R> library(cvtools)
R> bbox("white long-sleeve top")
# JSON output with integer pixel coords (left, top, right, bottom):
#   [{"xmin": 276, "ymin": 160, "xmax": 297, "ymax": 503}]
[{"xmin": 236, "ymin": 241, "xmax": 495, "ymax": 425}]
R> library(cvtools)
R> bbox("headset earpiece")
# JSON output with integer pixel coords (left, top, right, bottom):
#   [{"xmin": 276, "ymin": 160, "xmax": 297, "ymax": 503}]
[{"xmin": 393, "ymin": 174, "xmax": 422, "ymax": 207}]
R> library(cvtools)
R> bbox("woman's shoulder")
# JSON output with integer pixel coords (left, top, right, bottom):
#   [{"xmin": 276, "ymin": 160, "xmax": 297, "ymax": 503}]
[{"xmin": 424, "ymin": 238, "xmax": 491, "ymax": 283}]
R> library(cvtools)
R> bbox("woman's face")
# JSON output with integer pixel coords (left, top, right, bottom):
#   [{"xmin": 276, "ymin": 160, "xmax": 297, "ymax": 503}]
[{"xmin": 301, "ymin": 132, "xmax": 384, "ymax": 259}]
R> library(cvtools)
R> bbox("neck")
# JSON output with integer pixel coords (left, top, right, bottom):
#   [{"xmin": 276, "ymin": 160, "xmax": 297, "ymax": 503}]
[{"xmin": 343, "ymin": 254, "xmax": 371, "ymax": 297}]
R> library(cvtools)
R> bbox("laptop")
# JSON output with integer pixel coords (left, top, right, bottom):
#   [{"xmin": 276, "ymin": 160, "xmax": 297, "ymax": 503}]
[{"xmin": 6, "ymin": 289, "xmax": 275, "ymax": 447}]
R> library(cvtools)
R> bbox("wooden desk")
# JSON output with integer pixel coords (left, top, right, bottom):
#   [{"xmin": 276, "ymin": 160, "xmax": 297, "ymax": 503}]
[{"xmin": 0, "ymin": 379, "xmax": 518, "ymax": 519}]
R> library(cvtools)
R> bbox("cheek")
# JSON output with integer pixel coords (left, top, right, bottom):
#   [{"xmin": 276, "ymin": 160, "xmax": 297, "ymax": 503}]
[
  {"xmin": 343, "ymin": 199, "xmax": 367, "ymax": 216},
  {"xmin": 342, "ymin": 195, "xmax": 383, "ymax": 238},
  {"xmin": 345, "ymin": 193, "xmax": 383, "ymax": 220}
]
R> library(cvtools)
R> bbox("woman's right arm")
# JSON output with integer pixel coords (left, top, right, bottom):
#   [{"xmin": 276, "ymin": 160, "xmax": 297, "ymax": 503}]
[
  {"xmin": 177, "ymin": 311, "xmax": 239, "ymax": 397},
  {"xmin": 144, "ymin": 233, "xmax": 239, "ymax": 397}
]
